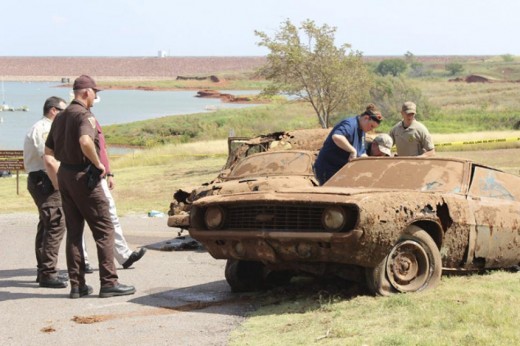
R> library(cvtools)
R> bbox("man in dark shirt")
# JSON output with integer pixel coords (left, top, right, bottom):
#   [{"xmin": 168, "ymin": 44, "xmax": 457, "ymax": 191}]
[
  {"xmin": 45, "ymin": 75, "xmax": 135, "ymax": 299},
  {"xmin": 314, "ymin": 104, "xmax": 384, "ymax": 185}
]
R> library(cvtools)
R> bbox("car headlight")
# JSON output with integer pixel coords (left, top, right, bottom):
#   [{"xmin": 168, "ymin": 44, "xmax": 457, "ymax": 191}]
[
  {"xmin": 321, "ymin": 206, "xmax": 346, "ymax": 231},
  {"xmin": 204, "ymin": 206, "xmax": 225, "ymax": 230}
]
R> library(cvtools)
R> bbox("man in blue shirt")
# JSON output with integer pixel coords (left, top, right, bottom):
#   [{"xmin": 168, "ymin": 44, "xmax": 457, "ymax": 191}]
[{"xmin": 314, "ymin": 104, "xmax": 384, "ymax": 185}]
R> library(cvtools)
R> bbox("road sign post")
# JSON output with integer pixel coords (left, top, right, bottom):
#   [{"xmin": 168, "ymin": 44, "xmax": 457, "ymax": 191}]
[{"xmin": 0, "ymin": 150, "xmax": 25, "ymax": 195}]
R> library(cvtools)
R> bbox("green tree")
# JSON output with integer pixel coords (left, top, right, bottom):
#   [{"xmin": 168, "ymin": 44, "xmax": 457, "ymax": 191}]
[
  {"xmin": 369, "ymin": 75, "xmax": 433, "ymax": 124},
  {"xmin": 445, "ymin": 62, "xmax": 464, "ymax": 76},
  {"xmin": 255, "ymin": 19, "xmax": 371, "ymax": 128},
  {"xmin": 375, "ymin": 59, "xmax": 408, "ymax": 77}
]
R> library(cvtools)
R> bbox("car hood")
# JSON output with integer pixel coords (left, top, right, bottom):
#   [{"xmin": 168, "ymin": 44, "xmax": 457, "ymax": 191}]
[
  {"xmin": 200, "ymin": 175, "xmax": 318, "ymax": 195},
  {"xmin": 192, "ymin": 185, "xmax": 441, "ymax": 206}
]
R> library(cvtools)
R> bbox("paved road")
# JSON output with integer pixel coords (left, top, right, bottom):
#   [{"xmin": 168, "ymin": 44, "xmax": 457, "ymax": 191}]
[{"xmin": 0, "ymin": 213, "xmax": 250, "ymax": 345}]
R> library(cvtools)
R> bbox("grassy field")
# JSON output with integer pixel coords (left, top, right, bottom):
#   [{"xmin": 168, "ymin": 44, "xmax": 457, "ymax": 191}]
[{"xmin": 229, "ymin": 271, "xmax": 520, "ymax": 346}]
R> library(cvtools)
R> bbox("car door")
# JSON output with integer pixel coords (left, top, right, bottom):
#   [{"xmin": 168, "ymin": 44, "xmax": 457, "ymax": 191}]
[{"xmin": 467, "ymin": 166, "xmax": 520, "ymax": 268}]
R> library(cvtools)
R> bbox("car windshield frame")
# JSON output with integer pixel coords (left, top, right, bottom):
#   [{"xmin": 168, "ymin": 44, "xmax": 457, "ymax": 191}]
[{"xmin": 228, "ymin": 151, "xmax": 315, "ymax": 179}]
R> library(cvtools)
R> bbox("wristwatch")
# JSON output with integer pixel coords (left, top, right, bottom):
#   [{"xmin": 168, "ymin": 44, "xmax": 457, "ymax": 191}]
[{"xmin": 106, "ymin": 173, "xmax": 114, "ymax": 177}]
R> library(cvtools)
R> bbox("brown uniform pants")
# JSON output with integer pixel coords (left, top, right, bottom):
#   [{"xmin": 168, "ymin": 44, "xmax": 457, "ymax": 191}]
[
  {"xmin": 27, "ymin": 171, "xmax": 66, "ymax": 279},
  {"xmin": 58, "ymin": 167, "xmax": 118, "ymax": 288}
]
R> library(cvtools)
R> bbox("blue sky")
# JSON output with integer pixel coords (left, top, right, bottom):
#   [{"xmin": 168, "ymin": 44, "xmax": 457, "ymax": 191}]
[{"xmin": 1, "ymin": 0, "xmax": 518, "ymax": 57}]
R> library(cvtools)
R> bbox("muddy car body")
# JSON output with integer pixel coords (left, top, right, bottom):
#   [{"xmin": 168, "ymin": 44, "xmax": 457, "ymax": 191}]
[
  {"xmin": 189, "ymin": 157, "xmax": 520, "ymax": 295},
  {"xmin": 168, "ymin": 129, "xmax": 330, "ymax": 229},
  {"xmin": 168, "ymin": 150, "xmax": 319, "ymax": 228}
]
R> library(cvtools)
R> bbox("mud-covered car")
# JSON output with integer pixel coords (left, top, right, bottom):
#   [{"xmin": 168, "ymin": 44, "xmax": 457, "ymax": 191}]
[
  {"xmin": 189, "ymin": 157, "xmax": 520, "ymax": 295},
  {"xmin": 167, "ymin": 129, "xmax": 330, "ymax": 230},
  {"xmin": 168, "ymin": 150, "xmax": 319, "ymax": 229}
]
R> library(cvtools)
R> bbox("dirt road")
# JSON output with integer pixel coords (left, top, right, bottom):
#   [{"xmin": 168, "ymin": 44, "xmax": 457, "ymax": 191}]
[{"xmin": 0, "ymin": 213, "xmax": 250, "ymax": 345}]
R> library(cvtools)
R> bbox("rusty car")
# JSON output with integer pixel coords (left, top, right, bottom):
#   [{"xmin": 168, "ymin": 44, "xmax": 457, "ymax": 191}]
[
  {"xmin": 189, "ymin": 157, "xmax": 520, "ymax": 295},
  {"xmin": 167, "ymin": 150, "xmax": 319, "ymax": 229},
  {"xmin": 167, "ymin": 128, "xmax": 330, "ymax": 230}
]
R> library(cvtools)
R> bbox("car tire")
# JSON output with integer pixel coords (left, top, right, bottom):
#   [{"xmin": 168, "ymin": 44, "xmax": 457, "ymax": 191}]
[
  {"xmin": 365, "ymin": 226, "xmax": 442, "ymax": 296},
  {"xmin": 224, "ymin": 259, "xmax": 266, "ymax": 292}
]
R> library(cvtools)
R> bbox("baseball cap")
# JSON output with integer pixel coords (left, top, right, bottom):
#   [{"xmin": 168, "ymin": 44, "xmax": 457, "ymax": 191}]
[
  {"xmin": 402, "ymin": 101, "xmax": 416, "ymax": 114},
  {"xmin": 373, "ymin": 134, "xmax": 393, "ymax": 156},
  {"xmin": 73, "ymin": 75, "xmax": 102, "ymax": 92}
]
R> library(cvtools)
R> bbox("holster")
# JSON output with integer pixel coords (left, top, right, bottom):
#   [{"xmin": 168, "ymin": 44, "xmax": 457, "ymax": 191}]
[{"xmin": 86, "ymin": 165, "xmax": 103, "ymax": 190}]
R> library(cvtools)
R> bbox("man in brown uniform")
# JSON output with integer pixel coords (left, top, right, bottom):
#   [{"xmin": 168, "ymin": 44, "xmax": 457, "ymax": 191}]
[{"xmin": 45, "ymin": 75, "xmax": 135, "ymax": 299}]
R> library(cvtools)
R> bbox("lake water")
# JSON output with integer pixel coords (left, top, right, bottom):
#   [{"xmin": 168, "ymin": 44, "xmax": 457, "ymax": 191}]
[{"xmin": 0, "ymin": 81, "xmax": 258, "ymax": 149}]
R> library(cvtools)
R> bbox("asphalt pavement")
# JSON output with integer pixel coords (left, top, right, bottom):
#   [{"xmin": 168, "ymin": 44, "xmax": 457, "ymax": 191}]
[{"xmin": 0, "ymin": 213, "xmax": 250, "ymax": 346}]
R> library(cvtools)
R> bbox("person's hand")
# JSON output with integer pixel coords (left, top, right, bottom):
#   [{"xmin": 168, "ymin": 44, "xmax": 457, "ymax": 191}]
[
  {"xmin": 95, "ymin": 162, "xmax": 106, "ymax": 176},
  {"xmin": 108, "ymin": 175, "xmax": 115, "ymax": 190},
  {"xmin": 348, "ymin": 149, "xmax": 357, "ymax": 162}
]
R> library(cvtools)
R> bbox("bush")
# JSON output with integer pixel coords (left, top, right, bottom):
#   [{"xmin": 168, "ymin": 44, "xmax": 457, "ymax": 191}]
[
  {"xmin": 445, "ymin": 62, "xmax": 464, "ymax": 76},
  {"xmin": 368, "ymin": 76, "xmax": 434, "ymax": 124},
  {"xmin": 375, "ymin": 59, "xmax": 407, "ymax": 77}
]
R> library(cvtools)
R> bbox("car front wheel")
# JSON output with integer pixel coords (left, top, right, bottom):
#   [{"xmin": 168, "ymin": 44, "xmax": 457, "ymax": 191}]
[
  {"xmin": 225, "ymin": 259, "xmax": 266, "ymax": 292},
  {"xmin": 365, "ymin": 226, "xmax": 442, "ymax": 296}
]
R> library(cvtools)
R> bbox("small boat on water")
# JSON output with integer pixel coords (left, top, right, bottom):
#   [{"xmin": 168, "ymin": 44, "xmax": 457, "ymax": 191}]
[
  {"xmin": 0, "ymin": 103, "xmax": 29, "ymax": 112},
  {"xmin": 1, "ymin": 81, "xmax": 29, "ymax": 111}
]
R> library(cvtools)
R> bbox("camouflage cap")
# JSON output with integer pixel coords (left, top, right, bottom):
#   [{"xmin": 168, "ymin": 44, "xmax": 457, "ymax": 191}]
[
  {"xmin": 402, "ymin": 101, "xmax": 416, "ymax": 114},
  {"xmin": 373, "ymin": 134, "xmax": 393, "ymax": 156}
]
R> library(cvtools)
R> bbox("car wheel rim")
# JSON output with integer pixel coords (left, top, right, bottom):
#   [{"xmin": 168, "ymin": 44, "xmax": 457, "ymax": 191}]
[{"xmin": 386, "ymin": 239, "xmax": 430, "ymax": 292}]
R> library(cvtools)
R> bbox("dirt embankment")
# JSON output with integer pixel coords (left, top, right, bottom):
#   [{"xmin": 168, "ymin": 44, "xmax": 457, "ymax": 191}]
[{"xmin": 0, "ymin": 56, "xmax": 266, "ymax": 82}]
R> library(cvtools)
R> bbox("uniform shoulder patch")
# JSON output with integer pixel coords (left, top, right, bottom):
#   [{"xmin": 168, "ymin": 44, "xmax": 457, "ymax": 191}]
[{"xmin": 87, "ymin": 116, "xmax": 96, "ymax": 129}]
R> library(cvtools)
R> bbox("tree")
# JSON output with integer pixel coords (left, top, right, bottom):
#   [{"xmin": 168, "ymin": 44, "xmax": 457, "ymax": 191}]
[
  {"xmin": 445, "ymin": 62, "xmax": 464, "ymax": 76},
  {"xmin": 375, "ymin": 59, "xmax": 407, "ymax": 77},
  {"xmin": 255, "ymin": 19, "xmax": 371, "ymax": 128},
  {"xmin": 369, "ymin": 75, "xmax": 432, "ymax": 124}
]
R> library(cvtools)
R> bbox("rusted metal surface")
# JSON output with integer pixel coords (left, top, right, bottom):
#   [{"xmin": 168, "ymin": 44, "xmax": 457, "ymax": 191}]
[
  {"xmin": 190, "ymin": 157, "xmax": 520, "ymax": 285},
  {"xmin": 224, "ymin": 128, "xmax": 331, "ymax": 170},
  {"xmin": 168, "ymin": 149, "xmax": 320, "ymax": 229},
  {"xmin": 468, "ymin": 166, "xmax": 520, "ymax": 267}
]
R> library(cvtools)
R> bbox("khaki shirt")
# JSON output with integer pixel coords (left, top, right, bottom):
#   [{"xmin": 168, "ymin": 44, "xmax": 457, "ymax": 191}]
[
  {"xmin": 389, "ymin": 120, "xmax": 434, "ymax": 156},
  {"xmin": 23, "ymin": 116, "xmax": 52, "ymax": 173}
]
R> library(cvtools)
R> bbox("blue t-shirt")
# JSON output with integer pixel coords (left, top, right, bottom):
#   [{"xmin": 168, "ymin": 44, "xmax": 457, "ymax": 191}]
[{"xmin": 314, "ymin": 116, "xmax": 366, "ymax": 184}]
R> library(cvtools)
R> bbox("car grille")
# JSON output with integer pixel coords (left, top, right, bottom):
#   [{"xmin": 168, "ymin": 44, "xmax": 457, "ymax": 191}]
[{"xmin": 224, "ymin": 203, "xmax": 325, "ymax": 231}]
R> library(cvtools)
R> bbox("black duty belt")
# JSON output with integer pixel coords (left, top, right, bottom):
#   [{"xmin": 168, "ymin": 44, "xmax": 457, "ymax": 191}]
[
  {"xmin": 28, "ymin": 170, "xmax": 47, "ymax": 179},
  {"xmin": 60, "ymin": 163, "xmax": 90, "ymax": 171}
]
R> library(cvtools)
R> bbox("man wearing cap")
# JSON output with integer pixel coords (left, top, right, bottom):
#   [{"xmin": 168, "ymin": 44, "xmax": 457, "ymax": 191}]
[
  {"xmin": 366, "ymin": 133, "xmax": 393, "ymax": 157},
  {"xmin": 389, "ymin": 101, "xmax": 435, "ymax": 157},
  {"xmin": 44, "ymin": 75, "xmax": 135, "ymax": 298},
  {"xmin": 314, "ymin": 103, "xmax": 384, "ymax": 185}
]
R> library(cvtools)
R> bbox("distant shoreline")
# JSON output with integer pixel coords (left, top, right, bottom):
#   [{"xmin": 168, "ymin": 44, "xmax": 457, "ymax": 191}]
[{"xmin": 0, "ymin": 55, "xmax": 491, "ymax": 82}]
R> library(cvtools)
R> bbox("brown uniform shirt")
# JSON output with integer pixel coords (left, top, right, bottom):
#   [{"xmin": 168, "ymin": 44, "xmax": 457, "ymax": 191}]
[{"xmin": 45, "ymin": 100, "xmax": 99, "ymax": 165}]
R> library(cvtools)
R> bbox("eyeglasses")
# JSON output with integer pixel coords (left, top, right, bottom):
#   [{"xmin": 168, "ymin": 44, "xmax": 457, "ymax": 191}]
[{"xmin": 54, "ymin": 106, "xmax": 64, "ymax": 111}]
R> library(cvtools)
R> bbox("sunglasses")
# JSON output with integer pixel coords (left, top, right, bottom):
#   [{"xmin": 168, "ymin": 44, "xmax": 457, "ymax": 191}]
[
  {"xmin": 54, "ymin": 106, "xmax": 64, "ymax": 111},
  {"xmin": 365, "ymin": 111, "xmax": 383, "ymax": 124}
]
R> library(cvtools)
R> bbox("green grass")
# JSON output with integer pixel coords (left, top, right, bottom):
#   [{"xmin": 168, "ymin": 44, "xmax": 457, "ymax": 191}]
[
  {"xmin": 229, "ymin": 271, "xmax": 520, "ymax": 346},
  {"xmin": 103, "ymin": 101, "xmax": 319, "ymax": 147},
  {"xmin": 0, "ymin": 140, "xmax": 229, "ymax": 215}
]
